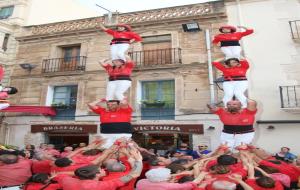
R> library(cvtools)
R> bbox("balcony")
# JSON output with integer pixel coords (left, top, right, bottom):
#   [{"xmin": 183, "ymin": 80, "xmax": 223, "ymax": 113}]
[
  {"xmin": 289, "ymin": 20, "xmax": 300, "ymax": 41},
  {"xmin": 42, "ymin": 56, "xmax": 86, "ymax": 74},
  {"xmin": 129, "ymin": 48, "xmax": 182, "ymax": 68},
  {"xmin": 279, "ymin": 85, "xmax": 300, "ymax": 113}
]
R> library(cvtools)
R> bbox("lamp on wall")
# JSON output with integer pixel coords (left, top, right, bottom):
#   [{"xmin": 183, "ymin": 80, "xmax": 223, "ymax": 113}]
[
  {"xmin": 182, "ymin": 22, "xmax": 201, "ymax": 32},
  {"xmin": 19, "ymin": 63, "xmax": 37, "ymax": 73},
  {"xmin": 207, "ymin": 126, "xmax": 215, "ymax": 130}
]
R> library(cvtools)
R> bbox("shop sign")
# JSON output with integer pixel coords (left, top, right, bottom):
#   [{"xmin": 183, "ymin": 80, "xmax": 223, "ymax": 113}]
[
  {"xmin": 31, "ymin": 124, "xmax": 97, "ymax": 133},
  {"xmin": 132, "ymin": 124, "xmax": 203, "ymax": 134}
]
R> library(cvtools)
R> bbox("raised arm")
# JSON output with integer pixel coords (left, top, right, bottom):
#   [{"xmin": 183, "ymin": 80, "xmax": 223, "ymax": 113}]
[
  {"xmin": 207, "ymin": 103, "xmax": 219, "ymax": 113},
  {"xmin": 99, "ymin": 22, "xmax": 108, "ymax": 31},
  {"xmin": 212, "ymin": 58, "xmax": 226, "ymax": 72},
  {"xmin": 237, "ymin": 26, "xmax": 254, "ymax": 36},
  {"xmin": 229, "ymin": 174, "xmax": 254, "ymax": 190},
  {"xmin": 99, "ymin": 59, "xmax": 111, "ymax": 68},
  {"xmin": 87, "ymin": 99, "xmax": 106, "ymax": 111},
  {"xmin": 247, "ymin": 99, "xmax": 257, "ymax": 112},
  {"xmin": 91, "ymin": 145, "xmax": 119, "ymax": 166},
  {"xmin": 120, "ymin": 149, "xmax": 143, "ymax": 183}
]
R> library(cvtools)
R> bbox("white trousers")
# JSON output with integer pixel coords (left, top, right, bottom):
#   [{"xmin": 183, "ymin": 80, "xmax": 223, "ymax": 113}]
[
  {"xmin": 223, "ymin": 80, "xmax": 248, "ymax": 108},
  {"xmin": 106, "ymin": 80, "xmax": 132, "ymax": 101},
  {"xmin": 0, "ymin": 187, "xmax": 21, "ymax": 190},
  {"xmin": 221, "ymin": 46, "xmax": 242, "ymax": 60},
  {"xmin": 220, "ymin": 132, "xmax": 255, "ymax": 149},
  {"xmin": 0, "ymin": 103, "xmax": 9, "ymax": 110},
  {"xmin": 110, "ymin": 43, "xmax": 130, "ymax": 61},
  {"xmin": 101, "ymin": 133, "xmax": 132, "ymax": 149}
]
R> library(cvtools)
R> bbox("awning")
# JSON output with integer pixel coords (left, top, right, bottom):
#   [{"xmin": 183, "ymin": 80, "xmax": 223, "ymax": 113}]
[{"xmin": 0, "ymin": 106, "xmax": 56, "ymax": 116}]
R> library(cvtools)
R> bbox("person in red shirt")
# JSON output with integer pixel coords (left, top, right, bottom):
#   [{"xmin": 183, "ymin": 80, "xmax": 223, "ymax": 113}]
[
  {"xmin": 212, "ymin": 25, "xmax": 253, "ymax": 60},
  {"xmin": 100, "ymin": 55, "xmax": 134, "ymax": 102},
  {"xmin": 0, "ymin": 154, "xmax": 32, "ymax": 188},
  {"xmin": 245, "ymin": 161, "xmax": 284, "ymax": 190},
  {"xmin": 88, "ymin": 99, "xmax": 133, "ymax": 149},
  {"xmin": 99, "ymin": 23, "xmax": 142, "ymax": 62},
  {"xmin": 22, "ymin": 173, "xmax": 62, "ymax": 190},
  {"xmin": 212, "ymin": 57, "xmax": 249, "ymax": 108},
  {"xmin": 57, "ymin": 149, "xmax": 143, "ymax": 190},
  {"xmin": 208, "ymin": 99, "xmax": 257, "ymax": 149}
]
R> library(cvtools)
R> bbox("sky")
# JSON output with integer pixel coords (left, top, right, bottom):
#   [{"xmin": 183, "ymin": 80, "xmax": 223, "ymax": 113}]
[{"xmin": 75, "ymin": 0, "xmax": 217, "ymax": 15}]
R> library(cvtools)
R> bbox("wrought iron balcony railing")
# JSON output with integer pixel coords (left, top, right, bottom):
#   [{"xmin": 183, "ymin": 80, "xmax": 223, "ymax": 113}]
[
  {"xmin": 289, "ymin": 20, "xmax": 300, "ymax": 40},
  {"xmin": 279, "ymin": 85, "xmax": 300, "ymax": 108},
  {"xmin": 42, "ymin": 56, "xmax": 86, "ymax": 73},
  {"xmin": 129, "ymin": 48, "xmax": 182, "ymax": 67}
]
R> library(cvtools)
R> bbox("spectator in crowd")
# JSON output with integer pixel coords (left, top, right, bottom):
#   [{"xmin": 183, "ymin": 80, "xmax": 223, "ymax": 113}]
[
  {"xmin": 197, "ymin": 144, "xmax": 212, "ymax": 157},
  {"xmin": 176, "ymin": 143, "xmax": 199, "ymax": 159},
  {"xmin": 275, "ymin": 147, "xmax": 297, "ymax": 163}
]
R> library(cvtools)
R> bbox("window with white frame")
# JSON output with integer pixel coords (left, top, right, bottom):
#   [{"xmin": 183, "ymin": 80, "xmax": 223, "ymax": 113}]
[
  {"xmin": 0, "ymin": 6, "xmax": 14, "ymax": 19},
  {"xmin": 141, "ymin": 80, "xmax": 175, "ymax": 120},
  {"xmin": 51, "ymin": 85, "xmax": 78, "ymax": 120}
]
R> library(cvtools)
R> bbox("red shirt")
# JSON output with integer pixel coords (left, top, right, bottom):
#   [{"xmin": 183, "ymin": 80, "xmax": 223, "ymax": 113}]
[
  {"xmin": 259, "ymin": 160, "xmax": 300, "ymax": 182},
  {"xmin": 23, "ymin": 183, "xmax": 62, "ymax": 190},
  {"xmin": 59, "ymin": 175, "xmax": 125, "ymax": 190},
  {"xmin": 32, "ymin": 160, "xmax": 52, "ymax": 174},
  {"xmin": 214, "ymin": 108, "xmax": 257, "ymax": 126},
  {"xmin": 212, "ymin": 60, "xmax": 249, "ymax": 79},
  {"xmin": 245, "ymin": 179, "xmax": 284, "ymax": 190},
  {"xmin": 91, "ymin": 106, "xmax": 132, "ymax": 123},
  {"xmin": 212, "ymin": 29, "xmax": 254, "ymax": 44},
  {"xmin": 0, "ymin": 159, "xmax": 32, "ymax": 186},
  {"xmin": 105, "ymin": 29, "xmax": 142, "ymax": 43},
  {"xmin": 72, "ymin": 154, "xmax": 100, "ymax": 165},
  {"xmin": 103, "ymin": 62, "xmax": 134, "ymax": 77},
  {"xmin": 102, "ymin": 157, "xmax": 135, "ymax": 190}
]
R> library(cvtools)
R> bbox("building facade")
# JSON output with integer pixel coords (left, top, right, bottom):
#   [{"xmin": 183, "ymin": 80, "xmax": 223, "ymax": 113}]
[
  {"xmin": 225, "ymin": 0, "xmax": 300, "ymax": 154},
  {"xmin": 0, "ymin": 1, "xmax": 229, "ymax": 152}
]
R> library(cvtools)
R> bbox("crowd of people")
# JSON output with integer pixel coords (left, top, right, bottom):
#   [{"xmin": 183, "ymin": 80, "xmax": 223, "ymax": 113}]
[{"xmin": 0, "ymin": 139, "xmax": 300, "ymax": 190}]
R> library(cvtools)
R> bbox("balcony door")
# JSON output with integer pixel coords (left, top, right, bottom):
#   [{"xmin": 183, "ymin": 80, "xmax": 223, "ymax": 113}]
[
  {"xmin": 61, "ymin": 46, "xmax": 81, "ymax": 71},
  {"xmin": 142, "ymin": 35, "xmax": 172, "ymax": 66}
]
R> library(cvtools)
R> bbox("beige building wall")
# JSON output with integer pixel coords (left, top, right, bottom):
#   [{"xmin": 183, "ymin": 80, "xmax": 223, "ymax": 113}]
[
  {"xmin": 2, "ymin": 1, "xmax": 228, "ymax": 150},
  {"xmin": 225, "ymin": 0, "xmax": 300, "ymax": 154}
]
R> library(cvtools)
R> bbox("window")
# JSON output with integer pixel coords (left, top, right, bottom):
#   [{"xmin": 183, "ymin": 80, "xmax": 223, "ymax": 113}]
[
  {"xmin": 52, "ymin": 85, "xmax": 78, "ymax": 120},
  {"xmin": 142, "ymin": 35, "xmax": 172, "ymax": 66},
  {"xmin": 60, "ymin": 45, "xmax": 81, "ymax": 71},
  {"xmin": 2, "ymin": 33, "xmax": 9, "ymax": 51},
  {"xmin": 141, "ymin": 80, "xmax": 175, "ymax": 120},
  {"xmin": 0, "ymin": 6, "xmax": 14, "ymax": 19}
]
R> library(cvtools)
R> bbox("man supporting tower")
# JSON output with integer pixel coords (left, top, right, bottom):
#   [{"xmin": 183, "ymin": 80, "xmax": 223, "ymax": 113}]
[
  {"xmin": 207, "ymin": 99, "xmax": 257, "ymax": 149},
  {"xmin": 88, "ymin": 99, "xmax": 132, "ymax": 149}
]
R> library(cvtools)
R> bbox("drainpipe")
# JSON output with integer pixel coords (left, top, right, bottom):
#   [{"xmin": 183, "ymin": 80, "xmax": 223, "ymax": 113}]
[
  {"xmin": 4, "ymin": 124, "xmax": 9, "ymax": 145},
  {"xmin": 205, "ymin": 29, "xmax": 215, "ymax": 104}
]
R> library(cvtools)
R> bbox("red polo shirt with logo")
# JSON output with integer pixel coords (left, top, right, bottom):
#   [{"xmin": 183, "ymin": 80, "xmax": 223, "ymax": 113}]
[
  {"xmin": 212, "ymin": 60, "xmax": 249, "ymax": 79},
  {"xmin": 103, "ymin": 62, "xmax": 134, "ymax": 77}
]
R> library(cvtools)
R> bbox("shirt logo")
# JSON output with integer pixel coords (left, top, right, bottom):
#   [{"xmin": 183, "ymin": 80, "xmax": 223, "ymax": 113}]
[{"xmin": 242, "ymin": 119, "xmax": 249, "ymax": 123}]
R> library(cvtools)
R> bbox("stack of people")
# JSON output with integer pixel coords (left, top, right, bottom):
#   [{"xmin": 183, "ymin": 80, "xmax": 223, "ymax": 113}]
[{"xmin": 208, "ymin": 25, "xmax": 256, "ymax": 150}]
